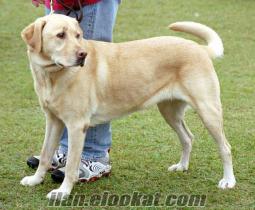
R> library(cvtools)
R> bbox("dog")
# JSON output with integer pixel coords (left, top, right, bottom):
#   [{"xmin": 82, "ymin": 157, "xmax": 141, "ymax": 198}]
[{"xmin": 20, "ymin": 14, "xmax": 236, "ymax": 200}]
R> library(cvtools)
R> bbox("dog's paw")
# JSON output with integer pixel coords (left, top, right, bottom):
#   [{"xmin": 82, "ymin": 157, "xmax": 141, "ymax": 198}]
[
  {"xmin": 46, "ymin": 189, "xmax": 70, "ymax": 200},
  {"xmin": 20, "ymin": 175, "xmax": 43, "ymax": 186},
  {"xmin": 218, "ymin": 177, "xmax": 236, "ymax": 189},
  {"xmin": 168, "ymin": 163, "xmax": 188, "ymax": 172}
]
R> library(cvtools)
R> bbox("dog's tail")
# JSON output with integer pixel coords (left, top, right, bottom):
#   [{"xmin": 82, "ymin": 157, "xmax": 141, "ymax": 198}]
[{"xmin": 169, "ymin": 21, "xmax": 223, "ymax": 59}]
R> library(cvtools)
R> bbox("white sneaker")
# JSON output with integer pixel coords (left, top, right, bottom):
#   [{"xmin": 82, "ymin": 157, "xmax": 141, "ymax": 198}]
[{"xmin": 51, "ymin": 155, "xmax": 111, "ymax": 183}]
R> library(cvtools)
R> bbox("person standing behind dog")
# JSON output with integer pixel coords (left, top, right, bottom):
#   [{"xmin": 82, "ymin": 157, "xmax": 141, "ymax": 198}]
[{"xmin": 27, "ymin": 0, "xmax": 120, "ymax": 182}]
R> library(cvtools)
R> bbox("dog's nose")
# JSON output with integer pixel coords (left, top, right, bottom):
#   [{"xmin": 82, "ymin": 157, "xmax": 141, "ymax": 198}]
[{"xmin": 76, "ymin": 50, "xmax": 87, "ymax": 59}]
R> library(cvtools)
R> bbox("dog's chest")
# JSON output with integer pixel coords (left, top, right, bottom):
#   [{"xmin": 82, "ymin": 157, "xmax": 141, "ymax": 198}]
[
  {"xmin": 40, "ymin": 90, "xmax": 53, "ymax": 108},
  {"xmin": 37, "ymin": 85, "xmax": 56, "ymax": 109},
  {"xmin": 34, "ymin": 76, "xmax": 60, "ymax": 114}
]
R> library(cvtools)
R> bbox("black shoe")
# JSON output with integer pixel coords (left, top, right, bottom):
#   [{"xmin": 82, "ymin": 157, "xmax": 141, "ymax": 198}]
[
  {"xmin": 26, "ymin": 156, "xmax": 40, "ymax": 169},
  {"xmin": 51, "ymin": 169, "xmax": 65, "ymax": 183}
]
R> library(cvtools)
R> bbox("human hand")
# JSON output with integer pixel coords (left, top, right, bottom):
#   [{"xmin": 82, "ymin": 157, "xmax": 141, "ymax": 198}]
[{"xmin": 32, "ymin": 0, "xmax": 44, "ymax": 7}]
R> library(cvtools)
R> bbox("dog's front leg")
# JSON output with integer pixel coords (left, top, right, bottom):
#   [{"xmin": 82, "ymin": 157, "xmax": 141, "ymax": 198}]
[
  {"xmin": 46, "ymin": 121, "xmax": 88, "ymax": 200},
  {"xmin": 21, "ymin": 111, "xmax": 64, "ymax": 186}
]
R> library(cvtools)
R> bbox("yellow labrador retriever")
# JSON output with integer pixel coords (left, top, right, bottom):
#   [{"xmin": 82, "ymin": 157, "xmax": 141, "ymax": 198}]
[{"xmin": 20, "ymin": 14, "xmax": 236, "ymax": 200}]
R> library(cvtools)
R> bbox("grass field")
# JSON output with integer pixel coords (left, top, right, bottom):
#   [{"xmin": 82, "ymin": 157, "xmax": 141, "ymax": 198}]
[{"xmin": 0, "ymin": 0, "xmax": 255, "ymax": 209}]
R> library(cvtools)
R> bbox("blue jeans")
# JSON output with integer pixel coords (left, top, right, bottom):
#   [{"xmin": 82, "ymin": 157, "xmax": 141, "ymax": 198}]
[{"xmin": 45, "ymin": 0, "xmax": 119, "ymax": 160}]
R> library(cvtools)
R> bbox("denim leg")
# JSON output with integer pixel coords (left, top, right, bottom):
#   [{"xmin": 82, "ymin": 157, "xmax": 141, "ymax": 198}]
[
  {"xmin": 46, "ymin": 0, "xmax": 119, "ymax": 160},
  {"xmin": 81, "ymin": 0, "xmax": 120, "ymax": 42}
]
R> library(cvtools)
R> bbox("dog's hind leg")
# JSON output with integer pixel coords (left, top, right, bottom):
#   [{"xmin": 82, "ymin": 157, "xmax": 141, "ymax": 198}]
[
  {"xmin": 192, "ymin": 98, "xmax": 236, "ymax": 189},
  {"xmin": 158, "ymin": 100, "xmax": 194, "ymax": 172},
  {"xmin": 181, "ymin": 68, "xmax": 236, "ymax": 189}
]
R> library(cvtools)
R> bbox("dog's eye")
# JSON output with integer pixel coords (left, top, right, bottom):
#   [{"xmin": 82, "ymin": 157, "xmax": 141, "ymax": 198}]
[
  {"xmin": 56, "ymin": 32, "xmax": 65, "ymax": 39},
  {"xmin": 76, "ymin": 33, "xmax": 80, "ymax": 39}
]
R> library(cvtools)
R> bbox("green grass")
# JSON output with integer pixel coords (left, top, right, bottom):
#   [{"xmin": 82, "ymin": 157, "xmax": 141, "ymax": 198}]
[{"xmin": 0, "ymin": 0, "xmax": 255, "ymax": 209}]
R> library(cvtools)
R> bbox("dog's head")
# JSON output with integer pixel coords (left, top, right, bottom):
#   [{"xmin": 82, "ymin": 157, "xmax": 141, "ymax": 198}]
[{"xmin": 21, "ymin": 14, "xmax": 86, "ymax": 68}]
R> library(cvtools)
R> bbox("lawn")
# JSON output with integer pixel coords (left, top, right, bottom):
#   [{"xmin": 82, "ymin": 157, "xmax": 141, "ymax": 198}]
[{"xmin": 0, "ymin": 0, "xmax": 254, "ymax": 209}]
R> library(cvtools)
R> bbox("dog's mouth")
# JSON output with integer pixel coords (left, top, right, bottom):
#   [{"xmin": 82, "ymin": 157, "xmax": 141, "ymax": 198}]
[
  {"xmin": 76, "ymin": 57, "xmax": 85, "ymax": 67},
  {"xmin": 55, "ymin": 60, "xmax": 84, "ymax": 68},
  {"xmin": 55, "ymin": 62, "xmax": 64, "ymax": 67}
]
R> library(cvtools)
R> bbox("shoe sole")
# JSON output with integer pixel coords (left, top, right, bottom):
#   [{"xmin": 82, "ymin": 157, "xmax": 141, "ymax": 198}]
[
  {"xmin": 80, "ymin": 171, "xmax": 111, "ymax": 183},
  {"xmin": 51, "ymin": 170, "xmax": 111, "ymax": 183}
]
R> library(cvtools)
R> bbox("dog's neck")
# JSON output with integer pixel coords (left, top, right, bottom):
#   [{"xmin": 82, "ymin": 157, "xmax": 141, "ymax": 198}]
[
  {"xmin": 27, "ymin": 50, "xmax": 70, "ymax": 91},
  {"xmin": 27, "ymin": 50, "xmax": 78, "ymax": 98},
  {"xmin": 28, "ymin": 52, "xmax": 84, "ymax": 111}
]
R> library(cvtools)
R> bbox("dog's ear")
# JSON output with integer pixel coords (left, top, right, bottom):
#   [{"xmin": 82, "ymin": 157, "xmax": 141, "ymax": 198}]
[{"xmin": 21, "ymin": 18, "xmax": 46, "ymax": 53}]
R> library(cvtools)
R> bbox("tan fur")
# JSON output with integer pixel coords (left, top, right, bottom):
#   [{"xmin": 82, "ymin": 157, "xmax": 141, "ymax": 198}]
[{"xmin": 20, "ymin": 14, "xmax": 236, "ymax": 200}]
